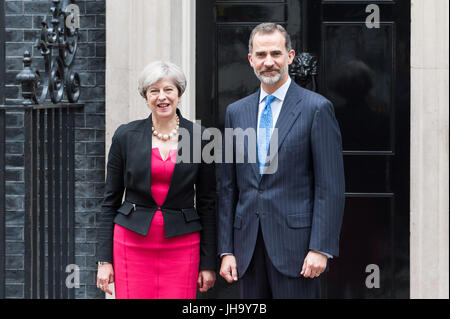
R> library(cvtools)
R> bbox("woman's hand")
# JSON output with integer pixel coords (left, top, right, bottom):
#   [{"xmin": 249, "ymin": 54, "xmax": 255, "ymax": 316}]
[
  {"xmin": 97, "ymin": 263, "xmax": 115, "ymax": 295},
  {"xmin": 197, "ymin": 270, "xmax": 216, "ymax": 293}
]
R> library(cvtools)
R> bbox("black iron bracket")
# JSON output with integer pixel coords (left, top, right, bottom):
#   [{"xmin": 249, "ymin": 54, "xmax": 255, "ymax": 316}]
[{"xmin": 16, "ymin": 0, "xmax": 80, "ymax": 105}]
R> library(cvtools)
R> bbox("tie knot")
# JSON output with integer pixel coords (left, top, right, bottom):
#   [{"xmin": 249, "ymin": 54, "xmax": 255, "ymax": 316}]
[{"xmin": 265, "ymin": 95, "xmax": 275, "ymax": 106}]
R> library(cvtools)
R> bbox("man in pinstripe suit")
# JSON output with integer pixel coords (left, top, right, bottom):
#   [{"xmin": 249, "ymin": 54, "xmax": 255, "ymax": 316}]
[{"xmin": 218, "ymin": 23, "xmax": 345, "ymax": 298}]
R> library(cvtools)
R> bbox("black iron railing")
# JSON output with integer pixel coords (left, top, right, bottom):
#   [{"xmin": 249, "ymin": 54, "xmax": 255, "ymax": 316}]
[
  {"xmin": 27, "ymin": 103, "xmax": 81, "ymax": 299},
  {"xmin": 1, "ymin": 103, "xmax": 82, "ymax": 299}
]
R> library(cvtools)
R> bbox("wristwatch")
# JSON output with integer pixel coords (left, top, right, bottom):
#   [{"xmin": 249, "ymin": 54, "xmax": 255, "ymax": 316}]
[{"xmin": 97, "ymin": 261, "xmax": 110, "ymax": 266}]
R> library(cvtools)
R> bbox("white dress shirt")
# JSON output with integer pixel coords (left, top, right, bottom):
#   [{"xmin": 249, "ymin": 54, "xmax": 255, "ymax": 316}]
[{"xmin": 257, "ymin": 76, "xmax": 292, "ymax": 130}]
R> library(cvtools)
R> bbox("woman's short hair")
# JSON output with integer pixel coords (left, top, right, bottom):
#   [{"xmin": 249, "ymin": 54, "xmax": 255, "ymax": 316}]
[{"xmin": 138, "ymin": 61, "xmax": 187, "ymax": 99}]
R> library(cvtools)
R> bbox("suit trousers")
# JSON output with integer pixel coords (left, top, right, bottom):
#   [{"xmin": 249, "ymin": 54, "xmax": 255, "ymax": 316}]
[{"xmin": 239, "ymin": 222, "xmax": 321, "ymax": 299}]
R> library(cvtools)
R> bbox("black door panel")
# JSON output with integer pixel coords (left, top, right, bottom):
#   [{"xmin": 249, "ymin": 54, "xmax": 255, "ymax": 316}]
[{"xmin": 306, "ymin": 0, "xmax": 410, "ymax": 298}]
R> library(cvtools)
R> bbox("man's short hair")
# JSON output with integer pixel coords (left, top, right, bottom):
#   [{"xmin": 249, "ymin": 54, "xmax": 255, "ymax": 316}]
[{"xmin": 248, "ymin": 23, "xmax": 292, "ymax": 54}]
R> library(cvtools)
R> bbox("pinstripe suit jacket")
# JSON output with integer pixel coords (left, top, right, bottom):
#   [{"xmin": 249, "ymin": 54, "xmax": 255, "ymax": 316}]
[{"xmin": 218, "ymin": 81, "xmax": 345, "ymax": 278}]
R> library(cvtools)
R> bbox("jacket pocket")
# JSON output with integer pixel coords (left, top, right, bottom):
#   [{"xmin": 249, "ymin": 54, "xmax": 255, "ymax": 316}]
[
  {"xmin": 286, "ymin": 212, "xmax": 312, "ymax": 228},
  {"xmin": 182, "ymin": 208, "xmax": 200, "ymax": 222},
  {"xmin": 117, "ymin": 201, "xmax": 135, "ymax": 216},
  {"xmin": 233, "ymin": 215, "xmax": 242, "ymax": 229}
]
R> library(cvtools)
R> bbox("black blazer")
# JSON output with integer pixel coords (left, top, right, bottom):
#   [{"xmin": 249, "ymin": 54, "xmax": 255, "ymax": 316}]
[{"xmin": 97, "ymin": 109, "xmax": 217, "ymax": 270}]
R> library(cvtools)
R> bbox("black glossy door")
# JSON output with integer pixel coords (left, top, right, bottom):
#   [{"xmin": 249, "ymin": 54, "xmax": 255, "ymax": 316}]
[
  {"xmin": 197, "ymin": 0, "xmax": 410, "ymax": 298},
  {"xmin": 305, "ymin": 0, "xmax": 410, "ymax": 299}
]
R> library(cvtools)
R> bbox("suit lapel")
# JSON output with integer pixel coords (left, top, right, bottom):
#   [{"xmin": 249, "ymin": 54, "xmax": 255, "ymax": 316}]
[
  {"xmin": 145, "ymin": 114, "xmax": 153, "ymax": 195},
  {"xmin": 263, "ymin": 82, "xmax": 304, "ymax": 175},
  {"xmin": 244, "ymin": 92, "xmax": 262, "ymax": 181},
  {"xmin": 273, "ymin": 82, "xmax": 304, "ymax": 151}
]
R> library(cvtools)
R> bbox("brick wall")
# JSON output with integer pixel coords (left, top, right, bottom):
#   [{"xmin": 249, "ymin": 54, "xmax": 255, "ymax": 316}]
[{"xmin": 3, "ymin": 0, "xmax": 105, "ymax": 299}]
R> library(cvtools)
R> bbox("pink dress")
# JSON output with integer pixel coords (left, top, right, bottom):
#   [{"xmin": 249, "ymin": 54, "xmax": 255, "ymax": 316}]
[{"xmin": 113, "ymin": 148, "xmax": 200, "ymax": 299}]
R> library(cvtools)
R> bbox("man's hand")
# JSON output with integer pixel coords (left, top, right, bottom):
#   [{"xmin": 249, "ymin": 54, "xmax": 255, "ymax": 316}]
[
  {"xmin": 219, "ymin": 255, "xmax": 239, "ymax": 283},
  {"xmin": 198, "ymin": 270, "xmax": 216, "ymax": 293},
  {"xmin": 301, "ymin": 251, "xmax": 328, "ymax": 278}
]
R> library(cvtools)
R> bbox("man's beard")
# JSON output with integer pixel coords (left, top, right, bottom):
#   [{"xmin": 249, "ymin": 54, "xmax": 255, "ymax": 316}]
[{"xmin": 255, "ymin": 63, "xmax": 288, "ymax": 86}]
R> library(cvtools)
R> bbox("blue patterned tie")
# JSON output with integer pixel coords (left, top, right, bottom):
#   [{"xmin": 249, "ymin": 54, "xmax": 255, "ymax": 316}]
[{"xmin": 258, "ymin": 95, "xmax": 275, "ymax": 175}]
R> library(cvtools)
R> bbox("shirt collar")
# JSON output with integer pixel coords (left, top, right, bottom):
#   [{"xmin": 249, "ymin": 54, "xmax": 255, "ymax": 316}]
[{"xmin": 259, "ymin": 76, "xmax": 292, "ymax": 103}]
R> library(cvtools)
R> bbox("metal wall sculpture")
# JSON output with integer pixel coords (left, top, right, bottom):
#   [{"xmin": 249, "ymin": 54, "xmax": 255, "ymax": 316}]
[{"xmin": 16, "ymin": 0, "xmax": 80, "ymax": 105}]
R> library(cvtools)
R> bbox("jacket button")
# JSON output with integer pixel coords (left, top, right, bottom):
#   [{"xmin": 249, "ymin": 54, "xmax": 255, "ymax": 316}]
[
  {"xmin": 255, "ymin": 211, "xmax": 259, "ymax": 217},
  {"xmin": 258, "ymin": 190, "xmax": 263, "ymax": 194}
]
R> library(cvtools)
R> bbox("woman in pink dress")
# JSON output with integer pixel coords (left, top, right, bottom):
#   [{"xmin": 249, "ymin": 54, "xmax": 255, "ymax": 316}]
[{"xmin": 96, "ymin": 61, "xmax": 216, "ymax": 298}]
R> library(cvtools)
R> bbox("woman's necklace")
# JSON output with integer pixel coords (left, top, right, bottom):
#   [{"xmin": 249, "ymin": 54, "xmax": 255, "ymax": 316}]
[{"xmin": 152, "ymin": 115, "xmax": 180, "ymax": 141}]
